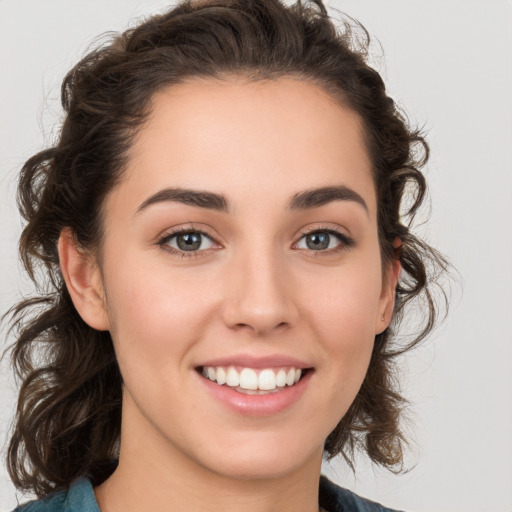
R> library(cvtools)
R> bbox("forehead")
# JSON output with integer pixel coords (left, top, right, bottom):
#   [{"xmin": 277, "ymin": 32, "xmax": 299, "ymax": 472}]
[{"xmin": 116, "ymin": 76, "xmax": 376, "ymax": 217}]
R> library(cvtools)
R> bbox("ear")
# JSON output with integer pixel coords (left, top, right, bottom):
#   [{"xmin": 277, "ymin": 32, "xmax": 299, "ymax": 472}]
[
  {"xmin": 58, "ymin": 227, "xmax": 110, "ymax": 331},
  {"xmin": 376, "ymin": 238, "xmax": 402, "ymax": 334}
]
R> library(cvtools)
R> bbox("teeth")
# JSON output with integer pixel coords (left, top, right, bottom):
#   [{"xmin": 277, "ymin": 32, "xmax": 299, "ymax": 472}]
[
  {"xmin": 216, "ymin": 366, "xmax": 226, "ymax": 385},
  {"xmin": 226, "ymin": 367, "xmax": 240, "ymax": 387},
  {"xmin": 258, "ymin": 369, "xmax": 276, "ymax": 390},
  {"xmin": 276, "ymin": 369, "xmax": 287, "ymax": 387},
  {"xmin": 240, "ymin": 368, "xmax": 258, "ymax": 390},
  {"xmin": 201, "ymin": 366, "xmax": 303, "ymax": 391},
  {"xmin": 286, "ymin": 368, "xmax": 295, "ymax": 386}
]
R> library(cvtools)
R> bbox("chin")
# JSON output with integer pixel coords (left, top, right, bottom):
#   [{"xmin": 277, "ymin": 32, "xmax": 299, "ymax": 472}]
[{"xmin": 193, "ymin": 434, "xmax": 323, "ymax": 482}]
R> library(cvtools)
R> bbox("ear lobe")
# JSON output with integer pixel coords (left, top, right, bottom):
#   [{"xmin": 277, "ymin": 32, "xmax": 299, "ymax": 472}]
[{"xmin": 58, "ymin": 228, "xmax": 110, "ymax": 331}]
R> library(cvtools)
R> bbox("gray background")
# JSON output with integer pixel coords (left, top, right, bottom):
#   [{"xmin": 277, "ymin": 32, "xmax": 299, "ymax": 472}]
[{"xmin": 1, "ymin": 1, "xmax": 511, "ymax": 510}]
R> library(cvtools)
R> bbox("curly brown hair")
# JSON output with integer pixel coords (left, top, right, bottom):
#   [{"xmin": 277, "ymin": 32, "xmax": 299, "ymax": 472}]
[{"xmin": 4, "ymin": 0, "xmax": 448, "ymax": 498}]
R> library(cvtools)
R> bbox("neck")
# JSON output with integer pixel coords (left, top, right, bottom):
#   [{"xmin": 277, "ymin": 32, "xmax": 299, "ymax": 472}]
[
  {"xmin": 94, "ymin": 404, "xmax": 324, "ymax": 512},
  {"xmin": 95, "ymin": 451, "xmax": 323, "ymax": 512}
]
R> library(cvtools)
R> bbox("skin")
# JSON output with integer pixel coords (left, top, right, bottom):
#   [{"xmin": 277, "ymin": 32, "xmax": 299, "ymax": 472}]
[{"xmin": 59, "ymin": 77, "xmax": 399, "ymax": 512}]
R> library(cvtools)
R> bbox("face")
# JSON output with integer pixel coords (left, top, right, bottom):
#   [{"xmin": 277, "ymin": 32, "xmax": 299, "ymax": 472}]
[{"xmin": 89, "ymin": 77, "xmax": 396, "ymax": 482}]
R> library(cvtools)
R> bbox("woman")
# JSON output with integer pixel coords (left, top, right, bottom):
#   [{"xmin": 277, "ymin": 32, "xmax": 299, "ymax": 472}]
[{"xmin": 5, "ymin": 0, "xmax": 447, "ymax": 510}]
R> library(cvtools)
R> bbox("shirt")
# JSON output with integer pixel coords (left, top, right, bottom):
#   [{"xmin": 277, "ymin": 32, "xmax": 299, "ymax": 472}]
[{"xmin": 13, "ymin": 475, "xmax": 403, "ymax": 512}]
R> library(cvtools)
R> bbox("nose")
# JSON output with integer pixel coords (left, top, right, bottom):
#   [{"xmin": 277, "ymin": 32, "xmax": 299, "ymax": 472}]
[{"xmin": 220, "ymin": 248, "xmax": 299, "ymax": 336}]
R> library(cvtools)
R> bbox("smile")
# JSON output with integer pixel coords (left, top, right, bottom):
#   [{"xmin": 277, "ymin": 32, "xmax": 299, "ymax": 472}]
[{"xmin": 200, "ymin": 366, "xmax": 303, "ymax": 394}]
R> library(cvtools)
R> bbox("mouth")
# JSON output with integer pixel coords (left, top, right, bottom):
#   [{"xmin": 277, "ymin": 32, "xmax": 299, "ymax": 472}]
[{"xmin": 197, "ymin": 365, "xmax": 312, "ymax": 395}]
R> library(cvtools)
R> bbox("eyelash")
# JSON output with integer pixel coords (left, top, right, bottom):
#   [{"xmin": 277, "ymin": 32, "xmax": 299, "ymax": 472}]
[
  {"xmin": 157, "ymin": 227, "xmax": 218, "ymax": 258},
  {"xmin": 294, "ymin": 227, "xmax": 355, "ymax": 257},
  {"xmin": 157, "ymin": 226, "xmax": 354, "ymax": 258}
]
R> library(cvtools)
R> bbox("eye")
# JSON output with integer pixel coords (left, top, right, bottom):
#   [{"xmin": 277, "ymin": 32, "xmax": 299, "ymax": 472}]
[
  {"xmin": 295, "ymin": 229, "xmax": 353, "ymax": 252},
  {"xmin": 160, "ymin": 230, "xmax": 217, "ymax": 253}
]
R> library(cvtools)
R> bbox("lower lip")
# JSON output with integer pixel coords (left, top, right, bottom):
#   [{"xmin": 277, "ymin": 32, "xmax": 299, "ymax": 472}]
[{"xmin": 198, "ymin": 370, "xmax": 313, "ymax": 417}]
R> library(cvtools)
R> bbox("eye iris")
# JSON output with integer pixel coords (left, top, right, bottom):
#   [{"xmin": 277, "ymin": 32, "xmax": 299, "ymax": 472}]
[
  {"xmin": 177, "ymin": 232, "xmax": 202, "ymax": 251},
  {"xmin": 306, "ymin": 232, "xmax": 330, "ymax": 250}
]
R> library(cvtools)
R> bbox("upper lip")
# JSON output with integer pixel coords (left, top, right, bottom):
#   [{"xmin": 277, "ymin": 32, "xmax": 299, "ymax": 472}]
[{"xmin": 196, "ymin": 354, "xmax": 313, "ymax": 369}]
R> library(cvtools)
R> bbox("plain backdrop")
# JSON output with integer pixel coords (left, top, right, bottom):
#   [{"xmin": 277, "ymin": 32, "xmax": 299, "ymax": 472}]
[{"xmin": 1, "ymin": 1, "xmax": 511, "ymax": 510}]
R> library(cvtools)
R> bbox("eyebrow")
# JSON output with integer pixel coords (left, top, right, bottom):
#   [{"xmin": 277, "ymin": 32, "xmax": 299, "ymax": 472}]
[
  {"xmin": 288, "ymin": 185, "xmax": 368, "ymax": 214},
  {"xmin": 136, "ymin": 184, "xmax": 368, "ymax": 215},
  {"xmin": 136, "ymin": 188, "xmax": 230, "ymax": 214}
]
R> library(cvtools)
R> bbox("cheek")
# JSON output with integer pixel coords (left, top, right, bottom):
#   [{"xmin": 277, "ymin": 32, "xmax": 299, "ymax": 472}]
[
  {"xmin": 305, "ymin": 260, "xmax": 382, "ymax": 338},
  {"xmin": 102, "ymin": 255, "xmax": 217, "ymax": 370},
  {"xmin": 300, "ymin": 255, "xmax": 382, "ymax": 391}
]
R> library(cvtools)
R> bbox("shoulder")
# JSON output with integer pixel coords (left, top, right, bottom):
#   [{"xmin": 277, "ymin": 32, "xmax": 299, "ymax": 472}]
[
  {"xmin": 12, "ymin": 478, "xmax": 100, "ymax": 512},
  {"xmin": 319, "ymin": 475, "xmax": 405, "ymax": 512}
]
